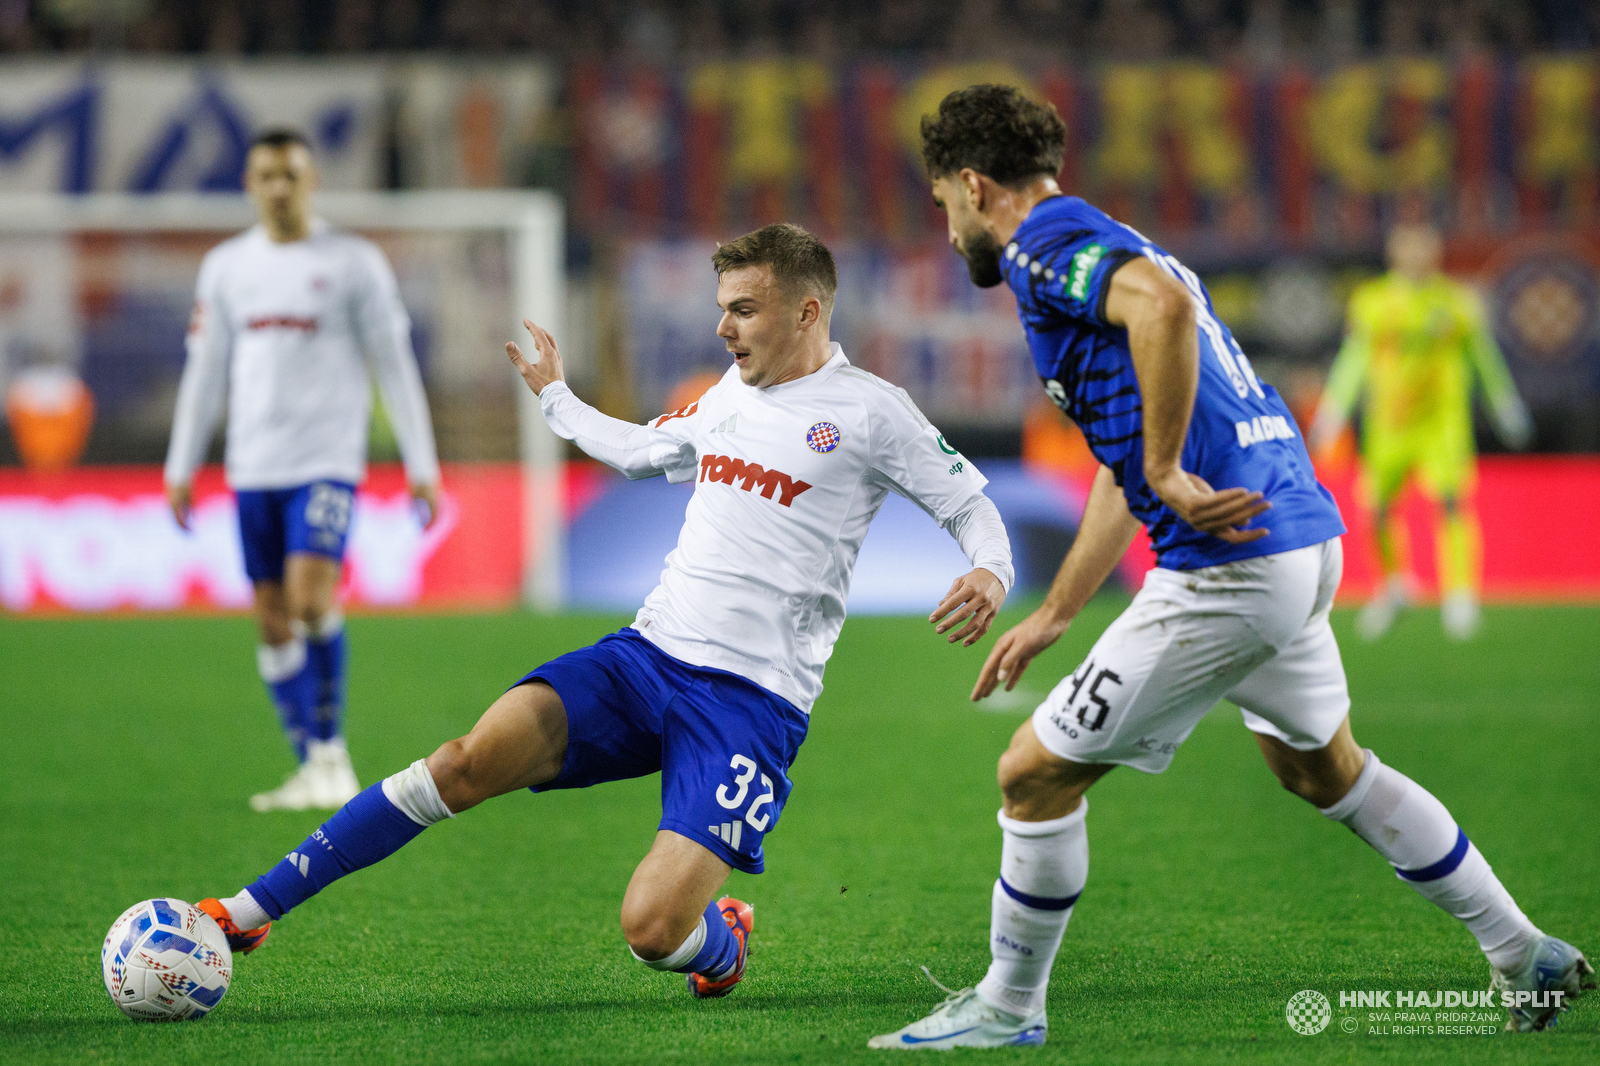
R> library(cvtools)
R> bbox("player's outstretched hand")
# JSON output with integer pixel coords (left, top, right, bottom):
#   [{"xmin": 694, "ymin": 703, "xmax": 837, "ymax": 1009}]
[
  {"xmin": 506, "ymin": 318, "xmax": 566, "ymax": 395},
  {"xmin": 971, "ymin": 607, "xmax": 1071, "ymax": 701},
  {"xmin": 166, "ymin": 482, "xmax": 192, "ymax": 531},
  {"xmin": 1147, "ymin": 467, "xmax": 1270, "ymax": 544},
  {"xmin": 930, "ymin": 567, "xmax": 1006, "ymax": 648},
  {"xmin": 410, "ymin": 481, "xmax": 440, "ymax": 529}
]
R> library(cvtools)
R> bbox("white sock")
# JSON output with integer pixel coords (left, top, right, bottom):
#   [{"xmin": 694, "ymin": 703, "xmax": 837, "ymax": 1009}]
[
  {"xmin": 382, "ymin": 760, "xmax": 456, "ymax": 825},
  {"xmin": 289, "ymin": 609, "xmax": 344, "ymax": 642},
  {"xmin": 256, "ymin": 638, "xmax": 306, "ymax": 682},
  {"xmin": 976, "ymin": 801, "xmax": 1088, "ymax": 1018},
  {"xmin": 1321, "ymin": 750, "xmax": 1540, "ymax": 970},
  {"xmin": 630, "ymin": 917, "xmax": 706, "ymax": 971},
  {"xmin": 222, "ymin": 890, "xmax": 272, "ymax": 930}
]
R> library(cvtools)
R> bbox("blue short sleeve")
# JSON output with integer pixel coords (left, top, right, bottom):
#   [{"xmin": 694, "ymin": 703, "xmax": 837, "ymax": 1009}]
[{"xmin": 1001, "ymin": 208, "xmax": 1145, "ymax": 331}]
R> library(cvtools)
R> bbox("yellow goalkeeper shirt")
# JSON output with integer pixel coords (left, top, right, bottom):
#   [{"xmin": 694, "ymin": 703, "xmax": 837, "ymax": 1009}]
[{"xmin": 1324, "ymin": 272, "xmax": 1519, "ymax": 456}]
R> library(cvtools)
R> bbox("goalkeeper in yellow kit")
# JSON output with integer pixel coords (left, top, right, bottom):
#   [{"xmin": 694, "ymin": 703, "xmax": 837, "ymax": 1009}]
[{"xmin": 1312, "ymin": 223, "xmax": 1531, "ymax": 641}]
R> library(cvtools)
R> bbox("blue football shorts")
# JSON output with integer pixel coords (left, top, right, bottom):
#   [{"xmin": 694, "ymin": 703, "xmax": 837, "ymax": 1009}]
[
  {"xmin": 520, "ymin": 628, "xmax": 809, "ymax": 875},
  {"xmin": 235, "ymin": 480, "xmax": 357, "ymax": 583}
]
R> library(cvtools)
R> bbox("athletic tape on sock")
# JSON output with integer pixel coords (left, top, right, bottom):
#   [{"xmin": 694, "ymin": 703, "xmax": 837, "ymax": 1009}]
[
  {"xmin": 256, "ymin": 639, "xmax": 307, "ymax": 683},
  {"xmin": 1317, "ymin": 748, "xmax": 1381, "ymax": 823},
  {"xmin": 1326, "ymin": 755, "xmax": 1459, "ymax": 872},
  {"xmin": 308, "ymin": 608, "xmax": 344, "ymax": 641},
  {"xmin": 224, "ymin": 891, "xmax": 272, "ymax": 930},
  {"xmin": 996, "ymin": 800, "xmax": 1089, "ymax": 902},
  {"xmin": 382, "ymin": 759, "xmax": 455, "ymax": 826},
  {"xmin": 630, "ymin": 917, "xmax": 707, "ymax": 972}
]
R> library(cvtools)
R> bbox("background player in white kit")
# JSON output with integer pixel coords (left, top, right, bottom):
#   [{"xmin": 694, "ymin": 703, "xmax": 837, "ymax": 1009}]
[
  {"xmin": 188, "ymin": 224, "xmax": 1015, "ymax": 1002},
  {"xmin": 869, "ymin": 85, "xmax": 1591, "ymax": 1049},
  {"xmin": 165, "ymin": 129, "xmax": 441, "ymax": 812}
]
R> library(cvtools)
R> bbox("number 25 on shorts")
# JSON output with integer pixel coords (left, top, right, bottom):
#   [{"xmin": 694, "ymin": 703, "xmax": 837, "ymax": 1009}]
[{"xmin": 715, "ymin": 754, "xmax": 776, "ymax": 831}]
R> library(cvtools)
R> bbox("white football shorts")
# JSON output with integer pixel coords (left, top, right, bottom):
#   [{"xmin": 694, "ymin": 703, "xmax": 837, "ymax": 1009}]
[{"xmin": 1031, "ymin": 538, "xmax": 1350, "ymax": 773}]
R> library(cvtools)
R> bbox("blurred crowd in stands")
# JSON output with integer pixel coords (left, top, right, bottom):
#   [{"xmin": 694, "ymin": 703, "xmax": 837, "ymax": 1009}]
[{"xmin": 3, "ymin": 0, "xmax": 1597, "ymax": 61}]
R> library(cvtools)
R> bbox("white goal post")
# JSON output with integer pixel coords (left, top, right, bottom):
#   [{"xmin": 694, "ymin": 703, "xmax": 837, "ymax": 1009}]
[{"xmin": 0, "ymin": 190, "xmax": 567, "ymax": 610}]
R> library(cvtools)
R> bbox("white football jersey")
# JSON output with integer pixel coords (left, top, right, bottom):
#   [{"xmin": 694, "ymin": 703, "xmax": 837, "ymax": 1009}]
[
  {"xmin": 539, "ymin": 345, "xmax": 1013, "ymax": 712},
  {"xmin": 165, "ymin": 221, "xmax": 440, "ymax": 491}
]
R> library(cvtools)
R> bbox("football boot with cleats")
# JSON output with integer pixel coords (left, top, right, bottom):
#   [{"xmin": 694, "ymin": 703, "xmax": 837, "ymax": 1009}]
[
  {"xmin": 197, "ymin": 898, "xmax": 271, "ymax": 955},
  {"xmin": 686, "ymin": 897, "xmax": 753, "ymax": 999},
  {"xmin": 1493, "ymin": 935, "xmax": 1595, "ymax": 1032}
]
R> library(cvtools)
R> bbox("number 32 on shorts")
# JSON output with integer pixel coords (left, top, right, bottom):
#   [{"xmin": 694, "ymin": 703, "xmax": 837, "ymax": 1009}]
[{"xmin": 715, "ymin": 754, "xmax": 776, "ymax": 831}]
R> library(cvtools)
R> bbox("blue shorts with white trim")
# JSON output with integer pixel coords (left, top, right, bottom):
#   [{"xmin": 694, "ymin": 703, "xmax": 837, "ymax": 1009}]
[
  {"xmin": 235, "ymin": 480, "xmax": 356, "ymax": 583},
  {"xmin": 519, "ymin": 628, "xmax": 809, "ymax": 875}
]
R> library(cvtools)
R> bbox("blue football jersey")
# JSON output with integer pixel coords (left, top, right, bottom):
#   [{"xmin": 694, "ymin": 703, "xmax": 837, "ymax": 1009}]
[{"xmin": 1003, "ymin": 196, "xmax": 1344, "ymax": 569}]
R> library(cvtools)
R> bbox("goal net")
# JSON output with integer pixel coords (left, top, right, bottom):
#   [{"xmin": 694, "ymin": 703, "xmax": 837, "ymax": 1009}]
[{"xmin": 0, "ymin": 191, "xmax": 566, "ymax": 610}]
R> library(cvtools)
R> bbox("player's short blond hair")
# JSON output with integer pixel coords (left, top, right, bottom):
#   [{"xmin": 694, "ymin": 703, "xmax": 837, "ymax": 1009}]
[{"xmin": 712, "ymin": 223, "xmax": 837, "ymax": 313}]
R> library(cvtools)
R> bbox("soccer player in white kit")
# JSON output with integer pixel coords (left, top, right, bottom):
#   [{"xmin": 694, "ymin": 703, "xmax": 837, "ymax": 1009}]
[
  {"xmin": 165, "ymin": 129, "xmax": 441, "ymax": 812},
  {"xmin": 869, "ymin": 85, "xmax": 1592, "ymax": 1048},
  {"xmin": 191, "ymin": 224, "xmax": 1015, "ymax": 1002}
]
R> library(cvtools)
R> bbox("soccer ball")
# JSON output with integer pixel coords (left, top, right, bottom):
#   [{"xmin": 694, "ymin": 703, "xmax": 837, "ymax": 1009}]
[{"xmin": 101, "ymin": 899, "xmax": 232, "ymax": 1020}]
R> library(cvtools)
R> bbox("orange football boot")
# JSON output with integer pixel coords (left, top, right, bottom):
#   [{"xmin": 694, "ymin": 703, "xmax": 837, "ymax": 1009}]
[
  {"xmin": 687, "ymin": 897, "xmax": 754, "ymax": 999},
  {"xmin": 197, "ymin": 898, "xmax": 272, "ymax": 955}
]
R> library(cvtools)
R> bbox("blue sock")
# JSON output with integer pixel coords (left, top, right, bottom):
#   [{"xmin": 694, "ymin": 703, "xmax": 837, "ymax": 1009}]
[
  {"xmin": 247, "ymin": 782, "xmax": 425, "ymax": 920},
  {"xmin": 305, "ymin": 627, "xmax": 347, "ymax": 742},
  {"xmin": 258, "ymin": 641, "xmax": 313, "ymax": 762},
  {"xmin": 679, "ymin": 902, "xmax": 740, "ymax": 979}
]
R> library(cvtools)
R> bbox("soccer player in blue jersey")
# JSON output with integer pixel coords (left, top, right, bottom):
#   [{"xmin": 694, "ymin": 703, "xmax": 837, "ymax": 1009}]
[{"xmin": 867, "ymin": 85, "xmax": 1591, "ymax": 1049}]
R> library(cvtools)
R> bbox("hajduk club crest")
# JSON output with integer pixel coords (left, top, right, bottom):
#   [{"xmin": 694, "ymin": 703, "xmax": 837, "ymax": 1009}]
[{"xmin": 806, "ymin": 422, "xmax": 841, "ymax": 453}]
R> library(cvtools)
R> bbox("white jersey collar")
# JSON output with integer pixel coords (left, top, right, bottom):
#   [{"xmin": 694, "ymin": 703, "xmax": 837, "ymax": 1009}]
[
  {"xmin": 758, "ymin": 342, "xmax": 849, "ymax": 395},
  {"xmin": 247, "ymin": 217, "xmax": 330, "ymax": 246}
]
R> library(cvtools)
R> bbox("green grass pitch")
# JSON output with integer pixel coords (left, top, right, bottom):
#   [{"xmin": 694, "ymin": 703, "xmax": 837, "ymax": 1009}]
[{"xmin": 2, "ymin": 599, "xmax": 1596, "ymax": 1064}]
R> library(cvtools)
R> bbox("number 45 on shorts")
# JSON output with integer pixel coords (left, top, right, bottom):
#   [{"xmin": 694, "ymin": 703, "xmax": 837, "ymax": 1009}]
[{"xmin": 1049, "ymin": 657, "xmax": 1123, "ymax": 737}]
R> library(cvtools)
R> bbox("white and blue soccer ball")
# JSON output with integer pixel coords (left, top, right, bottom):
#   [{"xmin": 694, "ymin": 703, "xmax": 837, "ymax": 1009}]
[{"xmin": 101, "ymin": 898, "xmax": 232, "ymax": 1021}]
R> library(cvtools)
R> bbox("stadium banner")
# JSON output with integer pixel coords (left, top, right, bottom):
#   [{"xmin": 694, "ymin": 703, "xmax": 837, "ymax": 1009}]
[
  {"xmin": 0, "ymin": 57, "xmax": 559, "ymax": 195},
  {"xmin": 621, "ymin": 234, "xmax": 1600, "ymax": 428},
  {"xmin": 0, "ymin": 59, "xmax": 386, "ymax": 193},
  {"xmin": 4, "ymin": 457, "xmax": 1597, "ymax": 615},
  {"xmin": 390, "ymin": 59, "xmax": 561, "ymax": 190},
  {"xmin": 0, "ymin": 462, "xmax": 521, "ymax": 612},
  {"xmin": 1317, "ymin": 455, "xmax": 1600, "ymax": 601},
  {"xmin": 570, "ymin": 55, "xmax": 1600, "ymax": 247}
]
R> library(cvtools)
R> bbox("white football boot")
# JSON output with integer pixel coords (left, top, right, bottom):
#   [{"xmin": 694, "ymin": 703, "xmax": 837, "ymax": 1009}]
[
  {"xmin": 1492, "ymin": 935, "xmax": 1595, "ymax": 1032},
  {"xmin": 249, "ymin": 762, "xmax": 316, "ymax": 812},
  {"xmin": 1440, "ymin": 590, "xmax": 1481, "ymax": 641},
  {"xmin": 869, "ymin": 986, "xmax": 1046, "ymax": 1050},
  {"xmin": 305, "ymin": 737, "xmax": 362, "ymax": 808},
  {"xmin": 1357, "ymin": 576, "xmax": 1407, "ymax": 641}
]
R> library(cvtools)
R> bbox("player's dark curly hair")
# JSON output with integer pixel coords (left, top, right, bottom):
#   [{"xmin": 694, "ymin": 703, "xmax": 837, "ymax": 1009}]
[
  {"xmin": 920, "ymin": 84, "xmax": 1066, "ymax": 186},
  {"xmin": 250, "ymin": 127, "xmax": 311, "ymax": 152},
  {"xmin": 712, "ymin": 223, "xmax": 838, "ymax": 310}
]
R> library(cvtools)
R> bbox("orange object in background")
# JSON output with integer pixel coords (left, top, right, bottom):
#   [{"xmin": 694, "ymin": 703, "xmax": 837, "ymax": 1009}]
[
  {"xmin": 1022, "ymin": 400, "xmax": 1098, "ymax": 479},
  {"xmin": 664, "ymin": 371, "xmax": 726, "ymax": 416},
  {"xmin": 5, "ymin": 364, "xmax": 95, "ymax": 470}
]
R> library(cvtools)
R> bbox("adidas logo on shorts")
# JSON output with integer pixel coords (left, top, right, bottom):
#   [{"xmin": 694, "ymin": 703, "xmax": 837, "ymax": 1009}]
[{"xmin": 709, "ymin": 820, "xmax": 744, "ymax": 849}]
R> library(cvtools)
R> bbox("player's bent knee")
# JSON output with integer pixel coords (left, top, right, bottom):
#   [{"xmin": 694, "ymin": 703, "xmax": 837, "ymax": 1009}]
[
  {"xmin": 425, "ymin": 736, "xmax": 489, "ymax": 814},
  {"xmin": 618, "ymin": 899, "xmax": 684, "ymax": 961},
  {"xmin": 997, "ymin": 743, "xmax": 1073, "ymax": 816},
  {"xmin": 1266, "ymin": 751, "xmax": 1359, "ymax": 808}
]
